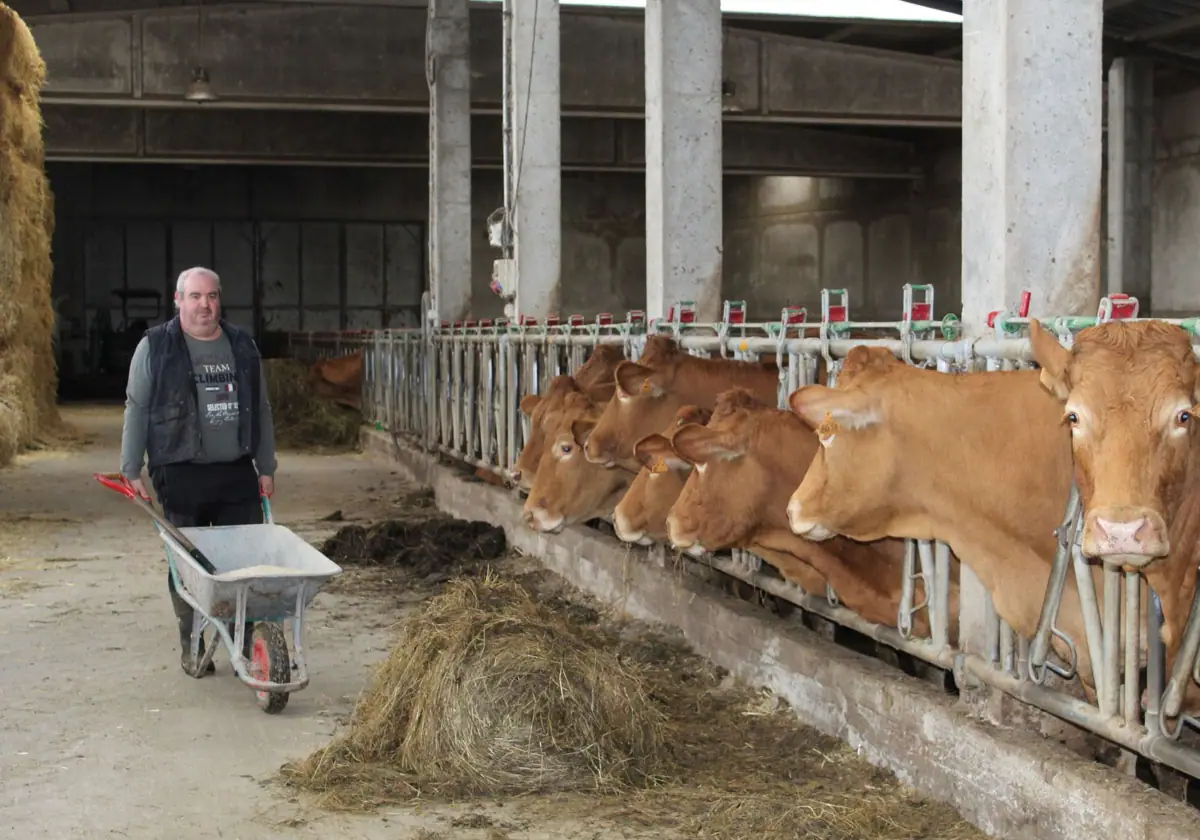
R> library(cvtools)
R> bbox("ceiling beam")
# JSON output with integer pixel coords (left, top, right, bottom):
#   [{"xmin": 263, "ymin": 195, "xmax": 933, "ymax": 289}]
[{"xmin": 1128, "ymin": 11, "xmax": 1200, "ymax": 42}]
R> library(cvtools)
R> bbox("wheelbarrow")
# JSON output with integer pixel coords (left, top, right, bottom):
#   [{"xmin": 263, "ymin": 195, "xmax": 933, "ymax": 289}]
[{"xmin": 94, "ymin": 472, "xmax": 343, "ymax": 714}]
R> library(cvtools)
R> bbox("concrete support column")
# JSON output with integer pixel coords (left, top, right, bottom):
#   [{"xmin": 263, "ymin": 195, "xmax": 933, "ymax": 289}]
[
  {"xmin": 644, "ymin": 0, "xmax": 723, "ymax": 322},
  {"xmin": 427, "ymin": 0, "xmax": 473, "ymax": 324},
  {"xmin": 509, "ymin": 0, "xmax": 562, "ymax": 320},
  {"xmin": 961, "ymin": 0, "xmax": 1104, "ymax": 331},
  {"xmin": 1106, "ymin": 56, "xmax": 1154, "ymax": 310},
  {"xmin": 958, "ymin": 0, "xmax": 1103, "ymax": 672}
]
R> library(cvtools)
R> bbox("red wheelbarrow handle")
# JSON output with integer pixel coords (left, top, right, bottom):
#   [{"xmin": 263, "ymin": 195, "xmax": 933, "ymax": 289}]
[{"xmin": 93, "ymin": 472, "xmax": 219, "ymax": 574}]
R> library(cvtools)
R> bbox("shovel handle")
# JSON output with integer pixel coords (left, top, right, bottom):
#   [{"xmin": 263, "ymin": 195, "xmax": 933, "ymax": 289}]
[{"xmin": 93, "ymin": 472, "xmax": 218, "ymax": 574}]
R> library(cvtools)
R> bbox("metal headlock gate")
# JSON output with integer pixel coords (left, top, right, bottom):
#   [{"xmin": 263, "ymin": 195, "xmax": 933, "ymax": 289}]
[{"xmin": 284, "ymin": 284, "xmax": 1200, "ymax": 783}]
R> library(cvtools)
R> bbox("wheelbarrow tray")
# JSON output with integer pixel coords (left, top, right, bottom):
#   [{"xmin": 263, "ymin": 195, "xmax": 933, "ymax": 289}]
[{"xmin": 162, "ymin": 523, "xmax": 342, "ymax": 622}]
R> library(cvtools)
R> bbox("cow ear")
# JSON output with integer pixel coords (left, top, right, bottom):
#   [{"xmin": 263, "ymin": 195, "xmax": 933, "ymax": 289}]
[
  {"xmin": 520, "ymin": 394, "xmax": 542, "ymax": 416},
  {"xmin": 634, "ymin": 433, "xmax": 690, "ymax": 472},
  {"xmin": 615, "ymin": 361, "xmax": 665, "ymax": 398},
  {"xmin": 571, "ymin": 418, "xmax": 596, "ymax": 446},
  {"xmin": 670, "ymin": 423, "xmax": 744, "ymax": 464},
  {"xmin": 1029, "ymin": 319, "xmax": 1072, "ymax": 400},
  {"xmin": 787, "ymin": 385, "xmax": 880, "ymax": 431}
]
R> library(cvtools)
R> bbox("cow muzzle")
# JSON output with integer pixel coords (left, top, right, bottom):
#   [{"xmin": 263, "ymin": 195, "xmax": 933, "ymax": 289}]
[
  {"xmin": 613, "ymin": 509, "xmax": 653, "ymax": 546},
  {"xmin": 583, "ymin": 438, "xmax": 615, "ymax": 468},
  {"xmin": 523, "ymin": 505, "xmax": 565, "ymax": 534},
  {"xmin": 1082, "ymin": 506, "xmax": 1169, "ymax": 566},
  {"xmin": 787, "ymin": 498, "xmax": 834, "ymax": 541},
  {"xmin": 666, "ymin": 514, "xmax": 705, "ymax": 556}
]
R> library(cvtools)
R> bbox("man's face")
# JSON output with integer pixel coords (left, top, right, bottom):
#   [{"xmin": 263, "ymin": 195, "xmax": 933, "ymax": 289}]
[{"xmin": 176, "ymin": 273, "xmax": 221, "ymax": 335}]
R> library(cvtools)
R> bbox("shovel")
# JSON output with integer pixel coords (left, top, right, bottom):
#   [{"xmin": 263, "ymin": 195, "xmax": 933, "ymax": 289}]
[{"xmin": 94, "ymin": 472, "xmax": 219, "ymax": 574}]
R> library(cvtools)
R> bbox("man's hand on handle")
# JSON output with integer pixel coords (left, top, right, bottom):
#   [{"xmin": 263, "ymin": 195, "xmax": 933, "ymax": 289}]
[
  {"xmin": 259, "ymin": 475, "xmax": 274, "ymax": 498},
  {"xmin": 129, "ymin": 478, "xmax": 151, "ymax": 501}
]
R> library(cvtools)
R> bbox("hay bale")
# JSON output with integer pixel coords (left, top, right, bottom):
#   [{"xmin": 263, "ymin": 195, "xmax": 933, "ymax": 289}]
[
  {"xmin": 281, "ymin": 574, "xmax": 666, "ymax": 806},
  {"xmin": 0, "ymin": 4, "xmax": 63, "ymax": 467},
  {"xmin": 263, "ymin": 358, "xmax": 361, "ymax": 450}
]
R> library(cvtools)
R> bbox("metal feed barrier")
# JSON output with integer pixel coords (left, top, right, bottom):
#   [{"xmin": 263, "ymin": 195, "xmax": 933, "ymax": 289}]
[{"xmin": 285, "ymin": 285, "xmax": 1200, "ymax": 783}]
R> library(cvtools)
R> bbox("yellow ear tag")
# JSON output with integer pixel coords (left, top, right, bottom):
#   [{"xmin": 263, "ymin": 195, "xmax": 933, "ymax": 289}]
[
  {"xmin": 640, "ymin": 379, "xmax": 653, "ymax": 393},
  {"xmin": 650, "ymin": 459, "xmax": 669, "ymax": 474},
  {"xmin": 817, "ymin": 411, "xmax": 840, "ymax": 442}
]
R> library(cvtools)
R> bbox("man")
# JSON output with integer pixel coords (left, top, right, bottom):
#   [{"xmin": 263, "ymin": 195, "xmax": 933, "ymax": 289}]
[{"xmin": 120, "ymin": 266, "xmax": 278, "ymax": 677}]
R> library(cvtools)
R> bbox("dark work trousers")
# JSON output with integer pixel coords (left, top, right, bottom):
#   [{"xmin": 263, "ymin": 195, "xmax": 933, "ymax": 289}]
[{"xmin": 150, "ymin": 456, "xmax": 263, "ymax": 668}]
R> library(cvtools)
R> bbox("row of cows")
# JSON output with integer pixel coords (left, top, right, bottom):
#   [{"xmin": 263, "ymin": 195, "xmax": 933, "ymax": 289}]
[{"xmin": 510, "ymin": 320, "xmax": 1200, "ymax": 727}]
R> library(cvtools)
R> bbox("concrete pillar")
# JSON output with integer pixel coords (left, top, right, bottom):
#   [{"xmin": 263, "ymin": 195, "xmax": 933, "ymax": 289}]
[
  {"xmin": 958, "ymin": 0, "xmax": 1103, "ymax": 674},
  {"xmin": 960, "ymin": 0, "xmax": 1104, "ymax": 331},
  {"xmin": 1106, "ymin": 56, "xmax": 1154, "ymax": 311},
  {"xmin": 644, "ymin": 0, "xmax": 723, "ymax": 322},
  {"xmin": 509, "ymin": 0, "xmax": 561, "ymax": 320},
  {"xmin": 427, "ymin": 0, "xmax": 473, "ymax": 324}
]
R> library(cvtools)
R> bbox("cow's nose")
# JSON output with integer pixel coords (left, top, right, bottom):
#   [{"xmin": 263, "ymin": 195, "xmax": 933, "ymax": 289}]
[
  {"xmin": 613, "ymin": 509, "xmax": 640, "ymax": 544},
  {"xmin": 1083, "ymin": 507, "xmax": 1168, "ymax": 563},
  {"xmin": 583, "ymin": 438, "xmax": 607, "ymax": 464}
]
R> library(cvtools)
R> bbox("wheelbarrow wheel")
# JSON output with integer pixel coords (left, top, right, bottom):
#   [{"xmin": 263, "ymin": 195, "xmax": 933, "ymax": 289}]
[{"xmin": 249, "ymin": 622, "xmax": 291, "ymax": 714}]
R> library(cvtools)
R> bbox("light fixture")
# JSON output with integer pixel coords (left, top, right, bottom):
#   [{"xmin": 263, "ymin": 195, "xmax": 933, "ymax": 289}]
[{"xmin": 185, "ymin": 66, "xmax": 217, "ymax": 102}]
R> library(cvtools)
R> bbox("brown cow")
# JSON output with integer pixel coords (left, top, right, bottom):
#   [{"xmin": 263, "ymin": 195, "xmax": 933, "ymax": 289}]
[
  {"xmin": 522, "ymin": 390, "xmax": 632, "ymax": 533},
  {"xmin": 1029, "ymin": 318, "xmax": 1200, "ymax": 717},
  {"xmin": 612, "ymin": 404, "xmax": 712, "ymax": 546},
  {"xmin": 584, "ymin": 335, "xmax": 780, "ymax": 471},
  {"xmin": 664, "ymin": 387, "xmax": 951, "ymax": 639},
  {"xmin": 512, "ymin": 344, "xmax": 625, "ymax": 490},
  {"xmin": 307, "ymin": 351, "xmax": 363, "ymax": 410},
  {"xmin": 784, "ymin": 345, "xmax": 1145, "ymax": 702}
]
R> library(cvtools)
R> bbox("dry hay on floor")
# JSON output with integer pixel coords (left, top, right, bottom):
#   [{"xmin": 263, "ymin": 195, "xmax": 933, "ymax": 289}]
[
  {"xmin": 283, "ymin": 562, "xmax": 985, "ymax": 840},
  {"xmin": 0, "ymin": 5, "xmax": 64, "ymax": 467},
  {"xmin": 263, "ymin": 358, "xmax": 362, "ymax": 450},
  {"xmin": 280, "ymin": 573, "xmax": 667, "ymax": 802}
]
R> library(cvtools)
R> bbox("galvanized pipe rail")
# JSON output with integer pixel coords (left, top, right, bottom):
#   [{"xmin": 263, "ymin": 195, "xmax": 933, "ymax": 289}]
[{"xmin": 285, "ymin": 285, "xmax": 1200, "ymax": 783}]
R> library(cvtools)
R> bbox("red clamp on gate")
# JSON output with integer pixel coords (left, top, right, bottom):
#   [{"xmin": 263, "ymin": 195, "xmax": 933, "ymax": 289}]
[
  {"xmin": 722, "ymin": 300, "xmax": 746, "ymax": 325},
  {"xmin": 519, "ymin": 315, "xmax": 538, "ymax": 327},
  {"xmin": 827, "ymin": 305, "xmax": 847, "ymax": 323},
  {"xmin": 625, "ymin": 310, "xmax": 645, "ymax": 324},
  {"xmin": 597, "ymin": 312, "xmax": 614, "ymax": 326},
  {"xmin": 782, "ymin": 306, "xmax": 808, "ymax": 325},
  {"xmin": 440, "ymin": 320, "xmax": 450, "ymax": 330},
  {"xmin": 479, "ymin": 319, "xmax": 493, "ymax": 328},
  {"xmin": 667, "ymin": 301, "xmax": 697, "ymax": 324},
  {"xmin": 464, "ymin": 320, "xmax": 477, "ymax": 328},
  {"xmin": 986, "ymin": 290, "xmax": 1032, "ymax": 329},
  {"xmin": 544, "ymin": 315, "xmax": 561, "ymax": 327},
  {"xmin": 911, "ymin": 301, "xmax": 932, "ymax": 321},
  {"xmin": 1105, "ymin": 293, "xmax": 1139, "ymax": 321},
  {"xmin": 568, "ymin": 314, "xmax": 585, "ymax": 327}
]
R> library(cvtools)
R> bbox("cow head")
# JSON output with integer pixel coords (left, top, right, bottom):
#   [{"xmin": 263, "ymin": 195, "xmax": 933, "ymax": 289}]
[
  {"xmin": 584, "ymin": 359, "xmax": 680, "ymax": 470},
  {"xmin": 785, "ymin": 348, "xmax": 903, "ymax": 543},
  {"xmin": 522, "ymin": 392, "xmax": 631, "ymax": 533},
  {"xmin": 512, "ymin": 376, "xmax": 583, "ymax": 490},
  {"xmin": 665, "ymin": 389, "xmax": 800, "ymax": 555},
  {"xmin": 613, "ymin": 405, "xmax": 711, "ymax": 546},
  {"xmin": 1029, "ymin": 318, "xmax": 1200, "ymax": 568}
]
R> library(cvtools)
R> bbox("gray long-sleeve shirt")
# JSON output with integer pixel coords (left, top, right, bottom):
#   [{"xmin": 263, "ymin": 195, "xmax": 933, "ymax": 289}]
[{"xmin": 120, "ymin": 333, "xmax": 278, "ymax": 480}]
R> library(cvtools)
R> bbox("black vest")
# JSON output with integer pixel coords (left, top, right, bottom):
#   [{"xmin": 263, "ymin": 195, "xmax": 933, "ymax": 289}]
[{"xmin": 144, "ymin": 316, "xmax": 262, "ymax": 470}]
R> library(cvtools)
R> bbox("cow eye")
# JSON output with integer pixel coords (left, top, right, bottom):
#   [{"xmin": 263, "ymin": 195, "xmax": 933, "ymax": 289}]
[
  {"xmin": 560, "ymin": 444, "xmax": 572, "ymax": 454},
  {"xmin": 1065, "ymin": 412, "xmax": 1079, "ymax": 426},
  {"xmin": 1178, "ymin": 410, "xmax": 1192, "ymax": 426}
]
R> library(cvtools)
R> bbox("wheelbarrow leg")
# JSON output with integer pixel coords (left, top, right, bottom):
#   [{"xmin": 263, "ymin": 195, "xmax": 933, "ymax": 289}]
[{"xmin": 170, "ymin": 571, "xmax": 215, "ymax": 676}]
